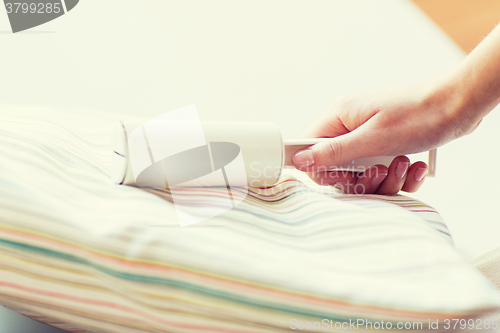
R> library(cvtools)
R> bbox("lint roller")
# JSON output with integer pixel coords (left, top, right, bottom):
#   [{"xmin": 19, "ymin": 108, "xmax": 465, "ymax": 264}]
[{"xmin": 111, "ymin": 121, "xmax": 436, "ymax": 188}]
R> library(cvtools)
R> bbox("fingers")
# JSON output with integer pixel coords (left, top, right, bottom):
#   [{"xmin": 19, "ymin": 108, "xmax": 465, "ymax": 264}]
[
  {"xmin": 295, "ymin": 97, "xmax": 379, "ymax": 172},
  {"xmin": 375, "ymin": 156, "xmax": 410, "ymax": 195},
  {"xmin": 353, "ymin": 165, "xmax": 389, "ymax": 194},
  {"xmin": 306, "ymin": 156, "xmax": 427, "ymax": 195},
  {"xmin": 292, "ymin": 128, "xmax": 373, "ymax": 172},
  {"xmin": 308, "ymin": 165, "xmax": 389, "ymax": 195},
  {"xmin": 307, "ymin": 170, "xmax": 356, "ymax": 188},
  {"xmin": 302, "ymin": 97, "xmax": 353, "ymax": 139},
  {"xmin": 374, "ymin": 157, "xmax": 427, "ymax": 195},
  {"xmin": 302, "ymin": 113, "xmax": 350, "ymax": 140},
  {"xmin": 401, "ymin": 161, "xmax": 428, "ymax": 193}
]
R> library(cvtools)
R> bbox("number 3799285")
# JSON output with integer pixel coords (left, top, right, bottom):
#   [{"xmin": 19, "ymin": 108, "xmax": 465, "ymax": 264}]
[{"xmin": 5, "ymin": 2, "xmax": 62, "ymax": 14}]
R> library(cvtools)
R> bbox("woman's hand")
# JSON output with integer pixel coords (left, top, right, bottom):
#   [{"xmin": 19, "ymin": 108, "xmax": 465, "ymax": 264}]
[
  {"xmin": 292, "ymin": 79, "xmax": 482, "ymax": 194},
  {"xmin": 292, "ymin": 23, "xmax": 500, "ymax": 194}
]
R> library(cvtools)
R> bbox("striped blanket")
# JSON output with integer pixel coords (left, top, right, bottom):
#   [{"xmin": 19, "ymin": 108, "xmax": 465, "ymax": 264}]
[{"xmin": 1, "ymin": 106, "xmax": 499, "ymax": 332}]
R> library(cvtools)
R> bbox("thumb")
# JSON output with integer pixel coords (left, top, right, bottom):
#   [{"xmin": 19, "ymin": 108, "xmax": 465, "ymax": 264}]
[{"xmin": 292, "ymin": 129, "xmax": 372, "ymax": 172}]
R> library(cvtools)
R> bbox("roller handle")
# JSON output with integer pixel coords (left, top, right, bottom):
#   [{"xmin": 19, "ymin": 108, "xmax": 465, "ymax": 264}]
[{"xmin": 283, "ymin": 139, "xmax": 436, "ymax": 177}]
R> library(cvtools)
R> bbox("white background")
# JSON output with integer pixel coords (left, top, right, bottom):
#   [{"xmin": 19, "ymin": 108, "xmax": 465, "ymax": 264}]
[{"xmin": 0, "ymin": 0, "xmax": 499, "ymax": 331}]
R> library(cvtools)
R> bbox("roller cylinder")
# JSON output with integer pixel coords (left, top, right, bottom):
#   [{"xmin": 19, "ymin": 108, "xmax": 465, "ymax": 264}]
[{"xmin": 111, "ymin": 121, "xmax": 284, "ymax": 188}]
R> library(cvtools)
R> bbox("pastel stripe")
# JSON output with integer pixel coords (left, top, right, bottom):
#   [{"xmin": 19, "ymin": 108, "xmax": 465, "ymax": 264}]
[{"xmin": 0, "ymin": 107, "xmax": 498, "ymax": 333}]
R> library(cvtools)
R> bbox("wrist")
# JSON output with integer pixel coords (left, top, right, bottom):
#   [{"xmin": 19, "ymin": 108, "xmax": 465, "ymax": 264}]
[{"xmin": 423, "ymin": 69, "xmax": 487, "ymax": 138}]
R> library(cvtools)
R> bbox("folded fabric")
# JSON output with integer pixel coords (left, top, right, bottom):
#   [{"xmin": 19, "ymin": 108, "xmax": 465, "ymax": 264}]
[{"xmin": 0, "ymin": 106, "xmax": 499, "ymax": 333}]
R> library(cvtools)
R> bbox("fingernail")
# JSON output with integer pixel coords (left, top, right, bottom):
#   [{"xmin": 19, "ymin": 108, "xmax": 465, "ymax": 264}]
[
  {"xmin": 292, "ymin": 149, "xmax": 315, "ymax": 168},
  {"xmin": 414, "ymin": 167, "xmax": 427, "ymax": 182},
  {"xmin": 395, "ymin": 162, "xmax": 409, "ymax": 179},
  {"xmin": 371, "ymin": 172, "xmax": 388, "ymax": 186}
]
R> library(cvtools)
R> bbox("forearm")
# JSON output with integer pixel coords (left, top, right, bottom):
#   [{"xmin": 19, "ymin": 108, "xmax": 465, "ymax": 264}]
[{"xmin": 439, "ymin": 23, "xmax": 500, "ymax": 127}]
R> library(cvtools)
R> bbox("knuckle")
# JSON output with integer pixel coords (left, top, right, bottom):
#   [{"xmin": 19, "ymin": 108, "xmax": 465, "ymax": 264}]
[
  {"xmin": 323, "ymin": 139, "xmax": 343, "ymax": 166},
  {"xmin": 330, "ymin": 95, "xmax": 353, "ymax": 112}
]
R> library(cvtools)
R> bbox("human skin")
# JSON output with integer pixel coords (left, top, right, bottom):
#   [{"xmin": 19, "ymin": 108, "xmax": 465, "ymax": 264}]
[{"xmin": 293, "ymin": 23, "xmax": 500, "ymax": 195}]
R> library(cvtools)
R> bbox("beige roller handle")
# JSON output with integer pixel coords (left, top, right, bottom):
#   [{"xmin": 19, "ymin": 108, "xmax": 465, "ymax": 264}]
[{"xmin": 283, "ymin": 139, "xmax": 436, "ymax": 177}]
